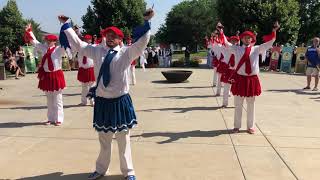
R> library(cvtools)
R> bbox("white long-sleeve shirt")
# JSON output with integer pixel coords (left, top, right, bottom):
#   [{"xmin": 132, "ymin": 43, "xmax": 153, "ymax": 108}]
[
  {"xmin": 223, "ymin": 34, "xmax": 275, "ymax": 76},
  {"xmin": 77, "ymin": 50, "xmax": 94, "ymax": 69},
  {"xmin": 29, "ymin": 32, "xmax": 66, "ymax": 72},
  {"xmin": 211, "ymin": 42, "xmax": 223, "ymax": 60},
  {"xmin": 64, "ymin": 23, "xmax": 151, "ymax": 98}
]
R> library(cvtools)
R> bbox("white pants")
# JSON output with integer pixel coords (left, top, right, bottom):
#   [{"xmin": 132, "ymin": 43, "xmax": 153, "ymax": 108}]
[
  {"xmin": 223, "ymin": 83, "xmax": 231, "ymax": 106},
  {"xmin": 129, "ymin": 65, "xmax": 136, "ymax": 85},
  {"xmin": 159, "ymin": 57, "xmax": 164, "ymax": 67},
  {"xmin": 216, "ymin": 73, "xmax": 222, "ymax": 95},
  {"xmin": 213, "ymin": 68, "xmax": 218, "ymax": 86},
  {"xmin": 234, "ymin": 96, "xmax": 255, "ymax": 129},
  {"xmin": 96, "ymin": 131, "xmax": 135, "ymax": 176},
  {"xmin": 164, "ymin": 57, "xmax": 171, "ymax": 67},
  {"xmin": 45, "ymin": 90, "xmax": 63, "ymax": 123},
  {"xmin": 81, "ymin": 82, "xmax": 94, "ymax": 105}
]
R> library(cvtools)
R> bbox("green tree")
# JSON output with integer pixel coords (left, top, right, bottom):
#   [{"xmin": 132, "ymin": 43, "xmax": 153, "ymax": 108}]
[
  {"xmin": 0, "ymin": 0, "xmax": 26, "ymax": 51},
  {"xmin": 297, "ymin": 0, "xmax": 320, "ymax": 44},
  {"xmin": 82, "ymin": 0, "xmax": 146, "ymax": 38},
  {"xmin": 156, "ymin": 0, "xmax": 217, "ymax": 50},
  {"xmin": 217, "ymin": 0, "xmax": 300, "ymax": 45}
]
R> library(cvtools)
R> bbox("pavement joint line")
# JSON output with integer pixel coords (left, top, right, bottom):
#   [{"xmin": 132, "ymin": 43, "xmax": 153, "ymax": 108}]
[
  {"xmin": 17, "ymin": 138, "xmax": 47, "ymax": 155},
  {"xmin": 256, "ymin": 123, "xmax": 300, "ymax": 180},
  {"xmin": 0, "ymin": 128, "xmax": 29, "ymax": 144},
  {"xmin": 4, "ymin": 133, "xmax": 320, "ymax": 149},
  {"xmin": 211, "ymin": 85, "xmax": 247, "ymax": 180}
]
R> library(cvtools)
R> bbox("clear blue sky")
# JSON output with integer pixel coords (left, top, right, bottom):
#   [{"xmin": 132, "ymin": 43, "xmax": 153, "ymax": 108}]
[{"xmin": 0, "ymin": 0, "xmax": 183, "ymax": 34}]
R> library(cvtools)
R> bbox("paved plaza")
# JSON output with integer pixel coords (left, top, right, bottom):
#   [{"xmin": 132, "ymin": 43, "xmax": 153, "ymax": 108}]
[{"xmin": 0, "ymin": 67, "xmax": 319, "ymax": 180}]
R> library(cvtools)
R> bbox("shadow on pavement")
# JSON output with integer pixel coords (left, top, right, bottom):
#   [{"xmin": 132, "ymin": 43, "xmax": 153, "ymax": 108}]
[
  {"xmin": 18, "ymin": 172, "xmax": 123, "ymax": 180},
  {"xmin": 149, "ymin": 95, "xmax": 215, "ymax": 99},
  {"xmin": 0, "ymin": 104, "xmax": 86, "ymax": 110},
  {"xmin": 32, "ymin": 93, "xmax": 81, "ymax": 97},
  {"xmin": 151, "ymin": 80, "xmax": 189, "ymax": 84},
  {"xmin": 267, "ymin": 89, "xmax": 320, "ymax": 95},
  {"xmin": 63, "ymin": 93, "xmax": 82, "ymax": 97},
  {"xmin": 138, "ymin": 106, "xmax": 233, "ymax": 113},
  {"xmin": 0, "ymin": 122, "xmax": 44, "ymax": 128},
  {"xmin": 131, "ymin": 130, "xmax": 231, "ymax": 144},
  {"xmin": 168, "ymin": 86, "xmax": 212, "ymax": 89}
]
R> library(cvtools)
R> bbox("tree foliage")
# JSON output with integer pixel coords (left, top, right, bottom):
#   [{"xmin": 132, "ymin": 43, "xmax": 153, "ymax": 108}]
[
  {"xmin": 216, "ymin": 0, "xmax": 300, "ymax": 45},
  {"xmin": 0, "ymin": 0, "xmax": 25, "ymax": 51},
  {"xmin": 156, "ymin": 0, "xmax": 217, "ymax": 49},
  {"xmin": 82, "ymin": 0, "xmax": 146, "ymax": 38},
  {"xmin": 298, "ymin": 0, "xmax": 320, "ymax": 44},
  {"xmin": 0, "ymin": 0, "xmax": 43, "ymax": 51}
]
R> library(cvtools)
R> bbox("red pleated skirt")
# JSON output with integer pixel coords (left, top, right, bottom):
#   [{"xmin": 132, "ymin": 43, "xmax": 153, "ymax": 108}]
[
  {"xmin": 38, "ymin": 70, "xmax": 66, "ymax": 92},
  {"xmin": 212, "ymin": 57, "xmax": 219, "ymax": 68},
  {"xmin": 221, "ymin": 68, "xmax": 235, "ymax": 84},
  {"xmin": 77, "ymin": 67, "xmax": 96, "ymax": 83},
  {"xmin": 231, "ymin": 73, "xmax": 261, "ymax": 97},
  {"xmin": 217, "ymin": 61, "xmax": 228, "ymax": 74}
]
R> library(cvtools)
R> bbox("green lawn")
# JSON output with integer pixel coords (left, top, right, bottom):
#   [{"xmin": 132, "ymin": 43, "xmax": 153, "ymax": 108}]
[{"xmin": 172, "ymin": 51, "xmax": 207, "ymax": 60}]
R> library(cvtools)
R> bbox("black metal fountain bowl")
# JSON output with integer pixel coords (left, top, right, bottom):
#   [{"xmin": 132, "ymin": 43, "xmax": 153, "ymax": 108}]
[{"xmin": 161, "ymin": 70, "xmax": 193, "ymax": 83}]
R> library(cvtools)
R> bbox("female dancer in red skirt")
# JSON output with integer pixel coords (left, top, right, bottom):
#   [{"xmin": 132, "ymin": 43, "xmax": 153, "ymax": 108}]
[
  {"xmin": 219, "ymin": 22, "xmax": 280, "ymax": 134},
  {"xmin": 77, "ymin": 34, "xmax": 96, "ymax": 106},
  {"xmin": 220, "ymin": 35, "xmax": 240, "ymax": 107},
  {"xmin": 24, "ymin": 24, "xmax": 68, "ymax": 126}
]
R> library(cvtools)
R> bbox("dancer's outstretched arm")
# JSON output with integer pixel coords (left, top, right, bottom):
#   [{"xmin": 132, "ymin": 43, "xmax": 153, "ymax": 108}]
[
  {"xmin": 24, "ymin": 24, "xmax": 47, "ymax": 54},
  {"xmin": 123, "ymin": 9, "xmax": 155, "ymax": 67},
  {"xmin": 58, "ymin": 15, "xmax": 101, "ymax": 61},
  {"xmin": 258, "ymin": 21, "xmax": 280, "ymax": 53}
]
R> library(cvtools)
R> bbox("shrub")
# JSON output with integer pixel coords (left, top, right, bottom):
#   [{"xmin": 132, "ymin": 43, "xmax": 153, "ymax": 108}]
[{"xmin": 172, "ymin": 58, "xmax": 185, "ymax": 67}]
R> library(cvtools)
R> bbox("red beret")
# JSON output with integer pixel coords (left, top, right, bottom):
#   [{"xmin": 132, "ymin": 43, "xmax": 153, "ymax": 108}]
[
  {"xmin": 103, "ymin": 26, "xmax": 124, "ymax": 39},
  {"xmin": 240, "ymin": 31, "xmax": 256, "ymax": 43},
  {"xmin": 44, "ymin": 34, "xmax": 58, "ymax": 41},
  {"xmin": 83, "ymin": 34, "xmax": 92, "ymax": 40},
  {"xmin": 229, "ymin": 36, "xmax": 240, "ymax": 42}
]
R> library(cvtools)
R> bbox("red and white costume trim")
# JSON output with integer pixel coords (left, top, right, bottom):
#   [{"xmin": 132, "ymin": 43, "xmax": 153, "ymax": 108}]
[
  {"xmin": 223, "ymin": 30, "xmax": 276, "ymax": 130},
  {"xmin": 24, "ymin": 29, "xmax": 66, "ymax": 123}
]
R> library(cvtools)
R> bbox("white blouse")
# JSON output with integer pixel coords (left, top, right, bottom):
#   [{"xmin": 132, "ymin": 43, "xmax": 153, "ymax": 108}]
[
  {"xmin": 64, "ymin": 24, "xmax": 150, "ymax": 98},
  {"xmin": 224, "ymin": 36, "xmax": 275, "ymax": 76},
  {"xmin": 77, "ymin": 51, "xmax": 94, "ymax": 69},
  {"xmin": 29, "ymin": 32, "xmax": 66, "ymax": 72}
]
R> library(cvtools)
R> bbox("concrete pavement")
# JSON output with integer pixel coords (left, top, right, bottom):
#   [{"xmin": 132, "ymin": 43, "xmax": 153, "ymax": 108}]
[{"xmin": 0, "ymin": 68, "xmax": 319, "ymax": 180}]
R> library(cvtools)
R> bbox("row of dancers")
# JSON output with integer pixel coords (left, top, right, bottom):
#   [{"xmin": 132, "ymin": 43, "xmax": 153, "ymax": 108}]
[
  {"xmin": 210, "ymin": 21, "xmax": 280, "ymax": 134},
  {"xmin": 23, "ymin": 8, "xmax": 155, "ymax": 180}
]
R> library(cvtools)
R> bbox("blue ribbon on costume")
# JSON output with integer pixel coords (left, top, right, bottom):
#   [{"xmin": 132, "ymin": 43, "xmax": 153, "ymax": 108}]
[
  {"xmin": 132, "ymin": 20, "xmax": 151, "ymax": 42},
  {"xmin": 102, "ymin": 49, "xmax": 118, "ymax": 87},
  {"xmin": 86, "ymin": 49, "xmax": 118, "ymax": 99},
  {"xmin": 59, "ymin": 23, "xmax": 72, "ymax": 50}
]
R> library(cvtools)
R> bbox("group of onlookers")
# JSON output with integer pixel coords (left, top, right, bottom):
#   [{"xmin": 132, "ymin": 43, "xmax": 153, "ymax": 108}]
[{"xmin": 2, "ymin": 46, "xmax": 25, "ymax": 79}]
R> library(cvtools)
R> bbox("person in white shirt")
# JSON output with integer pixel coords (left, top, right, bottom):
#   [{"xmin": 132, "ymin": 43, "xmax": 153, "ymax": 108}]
[
  {"xmin": 219, "ymin": 21, "xmax": 280, "ymax": 134},
  {"xmin": 210, "ymin": 30, "xmax": 223, "ymax": 89},
  {"xmin": 220, "ymin": 35, "xmax": 240, "ymax": 107},
  {"xmin": 24, "ymin": 24, "xmax": 68, "ymax": 126},
  {"xmin": 77, "ymin": 34, "xmax": 96, "ymax": 106},
  {"xmin": 59, "ymin": 9, "xmax": 154, "ymax": 180}
]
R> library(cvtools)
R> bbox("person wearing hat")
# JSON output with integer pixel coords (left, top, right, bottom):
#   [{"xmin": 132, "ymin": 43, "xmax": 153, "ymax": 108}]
[
  {"xmin": 211, "ymin": 29, "xmax": 225, "ymax": 95},
  {"xmin": 58, "ymin": 8, "xmax": 154, "ymax": 180},
  {"xmin": 219, "ymin": 21, "xmax": 280, "ymax": 134},
  {"xmin": 220, "ymin": 35, "xmax": 240, "ymax": 107},
  {"xmin": 77, "ymin": 34, "xmax": 96, "ymax": 106},
  {"xmin": 24, "ymin": 24, "xmax": 69, "ymax": 126},
  {"xmin": 210, "ymin": 30, "xmax": 223, "ymax": 88}
]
